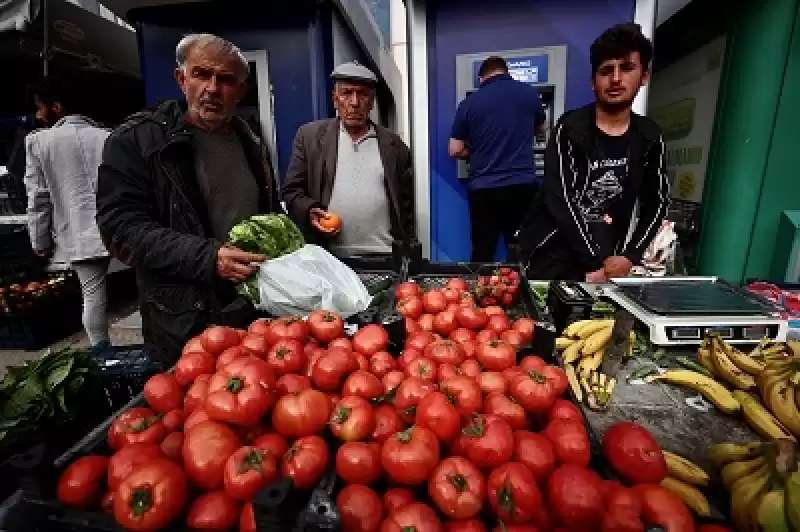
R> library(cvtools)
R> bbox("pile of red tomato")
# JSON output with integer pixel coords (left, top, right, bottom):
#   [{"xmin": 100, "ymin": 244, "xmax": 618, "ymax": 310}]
[{"xmin": 53, "ymin": 277, "xmax": 703, "ymax": 532}]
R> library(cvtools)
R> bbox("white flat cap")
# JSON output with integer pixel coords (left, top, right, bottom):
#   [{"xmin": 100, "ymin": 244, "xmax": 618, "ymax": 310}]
[{"xmin": 331, "ymin": 61, "xmax": 378, "ymax": 84}]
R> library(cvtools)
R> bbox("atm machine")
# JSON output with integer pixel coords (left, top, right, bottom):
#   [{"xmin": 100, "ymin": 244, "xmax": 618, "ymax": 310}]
[{"xmin": 454, "ymin": 46, "xmax": 568, "ymax": 181}]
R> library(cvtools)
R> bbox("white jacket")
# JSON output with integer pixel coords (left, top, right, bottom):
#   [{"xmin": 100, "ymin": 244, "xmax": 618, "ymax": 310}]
[{"xmin": 24, "ymin": 115, "xmax": 110, "ymax": 263}]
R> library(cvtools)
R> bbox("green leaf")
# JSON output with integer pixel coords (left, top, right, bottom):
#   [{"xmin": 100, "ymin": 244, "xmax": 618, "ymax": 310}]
[
  {"xmin": 56, "ymin": 386, "xmax": 68, "ymax": 414},
  {"xmin": 65, "ymin": 375, "xmax": 85, "ymax": 394},
  {"xmin": 44, "ymin": 358, "xmax": 74, "ymax": 391}
]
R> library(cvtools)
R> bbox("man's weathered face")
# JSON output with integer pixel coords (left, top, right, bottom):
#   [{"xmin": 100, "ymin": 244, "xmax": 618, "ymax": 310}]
[
  {"xmin": 175, "ymin": 44, "xmax": 248, "ymax": 130},
  {"xmin": 592, "ymin": 51, "xmax": 649, "ymax": 110},
  {"xmin": 33, "ymin": 95, "xmax": 62, "ymax": 126},
  {"xmin": 332, "ymin": 80, "xmax": 374, "ymax": 130}
]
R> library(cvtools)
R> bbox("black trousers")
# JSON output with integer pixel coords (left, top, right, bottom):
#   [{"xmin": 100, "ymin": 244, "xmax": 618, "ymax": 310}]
[{"xmin": 468, "ymin": 184, "xmax": 538, "ymax": 262}]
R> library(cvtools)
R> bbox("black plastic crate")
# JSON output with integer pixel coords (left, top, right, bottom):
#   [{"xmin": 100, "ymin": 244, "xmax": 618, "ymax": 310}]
[
  {"xmin": 0, "ymin": 272, "xmax": 82, "ymax": 350},
  {"xmin": 408, "ymin": 262, "xmax": 557, "ymax": 358},
  {"xmin": 0, "ymin": 175, "xmax": 26, "ymax": 216},
  {"xmin": 0, "ymin": 225, "xmax": 43, "ymax": 280}
]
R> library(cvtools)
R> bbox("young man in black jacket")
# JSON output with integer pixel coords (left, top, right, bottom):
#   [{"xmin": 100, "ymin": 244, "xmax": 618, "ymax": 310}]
[{"xmin": 518, "ymin": 24, "xmax": 670, "ymax": 282}]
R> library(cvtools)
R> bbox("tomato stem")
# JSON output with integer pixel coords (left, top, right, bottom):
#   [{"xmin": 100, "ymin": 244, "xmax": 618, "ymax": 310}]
[
  {"xmin": 238, "ymin": 449, "xmax": 264, "ymax": 474},
  {"xmin": 461, "ymin": 416, "xmax": 485, "ymax": 437},
  {"xmin": 395, "ymin": 427, "xmax": 413, "ymax": 443},
  {"xmin": 129, "ymin": 487, "xmax": 153, "ymax": 517},
  {"xmin": 447, "ymin": 474, "xmax": 468, "ymax": 491},
  {"xmin": 227, "ymin": 377, "xmax": 244, "ymax": 393},
  {"xmin": 527, "ymin": 371, "xmax": 547, "ymax": 384},
  {"xmin": 127, "ymin": 416, "xmax": 155, "ymax": 433},
  {"xmin": 498, "ymin": 482, "xmax": 516, "ymax": 514},
  {"xmin": 331, "ymin": 406, "xmax": 351, "ymax": 424}
]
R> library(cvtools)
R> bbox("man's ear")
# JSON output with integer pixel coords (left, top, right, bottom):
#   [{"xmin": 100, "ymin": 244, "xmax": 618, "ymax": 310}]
[
  {"xmin": 175, "ymin": 67, "xmax": 186, "ymax": 90},
  {"xmin": 641, "ymin": 70, "xmax": 651, "ymax": 87}
]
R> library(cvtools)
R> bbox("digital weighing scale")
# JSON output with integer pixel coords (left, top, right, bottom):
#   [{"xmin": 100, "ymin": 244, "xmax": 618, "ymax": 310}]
[{"xmin": 601, "ymin": 277, "xmax": 788, "ymax": 346}]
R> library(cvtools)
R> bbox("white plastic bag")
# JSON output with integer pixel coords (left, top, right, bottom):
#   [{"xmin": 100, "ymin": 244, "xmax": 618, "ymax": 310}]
[{"xmin": 255, "ymin": 244, "xmax": 372, "ymax": 317}]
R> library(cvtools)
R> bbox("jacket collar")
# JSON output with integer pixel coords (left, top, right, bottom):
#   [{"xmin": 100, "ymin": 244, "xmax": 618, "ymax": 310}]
[
  {"xmin": 559, "ymin": 103, "xmax": 661, "ymax": 149},
  {"xmin": 53, "ymin": 114, "xmax": 103, "ymax": 128},
  {"xmin": 154, "ymin": 99, "xmax": 259, "ymax": 147},
  {"xmin": 480, "ymin": 73, "xmax": 513, "ymax": 87}
]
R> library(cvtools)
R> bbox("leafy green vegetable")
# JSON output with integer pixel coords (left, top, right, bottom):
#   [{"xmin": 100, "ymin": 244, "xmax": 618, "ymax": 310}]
[
  {"xmin": 228, "ymin": 214, "xmax": 306, "ymax": 304},
  {"xmin": 0, "ymin": 347, "xmax": 102, "ymax": 446}
]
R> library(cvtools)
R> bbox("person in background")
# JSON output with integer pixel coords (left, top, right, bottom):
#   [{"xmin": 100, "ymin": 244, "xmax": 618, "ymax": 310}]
[
  {"xmin": 282, "ymin": 61, "xmax": 417, "ymax": 259},
  {"xmin": 96, "ymin": 33, "xmax": 282, "ymax": 363},
  {"xmin": 517, "ymin": 23, "xmax": 670, "ymax": 282},
  {"xmin": 449, "ymin": 56, "xmax": 547, "ymax": 262},
  {"xmin": 24, "ymin": 77, "xmax": 113, "ymax": 354}
]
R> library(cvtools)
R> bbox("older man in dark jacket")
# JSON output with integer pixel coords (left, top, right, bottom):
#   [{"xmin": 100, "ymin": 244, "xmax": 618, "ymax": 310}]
[
  {"xmin": 282, "ymin": 61, "xmax": 417, "ymax": 258},
  {"xmin": 97, "ymin": 34, "xmax": 282, "ymax": 363}
]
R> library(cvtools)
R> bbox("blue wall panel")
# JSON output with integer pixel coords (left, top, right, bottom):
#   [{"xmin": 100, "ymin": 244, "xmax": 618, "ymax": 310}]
[
  {"xmin": 137, "ymin": 21, "xmax": 318, "ymax": 181},
  {"xmin": 427, "ymin": 0, "xmax": 635, "ymax": 261}
]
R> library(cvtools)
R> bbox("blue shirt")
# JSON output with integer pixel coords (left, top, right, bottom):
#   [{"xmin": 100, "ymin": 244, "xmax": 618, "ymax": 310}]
[{"xmin": 451, "ymin": 74, "xmax": 546, "ymax": 190}]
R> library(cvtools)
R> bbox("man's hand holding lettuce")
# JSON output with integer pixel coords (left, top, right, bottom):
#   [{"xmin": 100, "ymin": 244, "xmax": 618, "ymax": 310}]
[{"xmin": 228, "ymin": 214, "xmax": 306, "ymax": 303}]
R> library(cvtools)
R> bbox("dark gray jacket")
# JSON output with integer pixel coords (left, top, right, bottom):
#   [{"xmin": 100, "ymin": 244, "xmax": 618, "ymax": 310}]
[{"xmin": 96, "ymin": 100, "xmax": 282, "ymax": 363}]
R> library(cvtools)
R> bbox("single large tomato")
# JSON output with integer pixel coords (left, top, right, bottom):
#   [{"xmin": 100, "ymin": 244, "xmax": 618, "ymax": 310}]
[
  {"xmin": 513, "ymin": 431, "xmax": 555, "ymax": 481},
  {"xmin": 428, "ymin": 457, "xmax": 485, "ymax": 521},
  {"xmin": 406, "ymin": 331, "xmax": 437, "ymax": 352},
  {"xmin": 380, "ymin": 502, "xmax": 444, "ymax": 532},
  {"xmin": 107, "ymin": 443, "xmax": 164, "ymax": 491},
  {"xmin": 312, "ymin": 347, "xmax": 358, "ymax": 391},
  {"xmin": 252, "ymin": 433, "xmax": 289, "ymax": 459},
  {"xmin": 330, "ymin": 396, "xmax": 375, "ymax": 442},
  {"xmin": 441, "ymin": 376, "xmax": 483, "ymax": 419},
  {"xmin": 372, "ymin": 404, "xmax": 406, "ymax": 443},
  {"xmin": 184, "ymin": 374, "xmax": 211, "ymax": 414},
  {"xmin": 434, "ymin": 310, "xmax": 459, "ymax": 336},
  {"xmin": 549, "ymin": 398, "xmax": 584, "ymax": 424},
  {"xmin": 483, "ymin": 393, "xmax": 527, "ymax": 430},
  {"xmin": 508, "ymin": 367, "xmax": 562, "ymax": 414},
  {"xmin": 461, "ymin": 414, "xmax": 514, "ymax": 470},
  {"xmin": 398, "ymin": 296, "xmax": 424, "ymax": 320},
  {"xmin": 394, "ymin": 377, "xmax": 437, "ymax": 423},
  {"xmin": 353, "ymin": 324, "xmax": 390, "ymax": 357},
  {"xmin": 369, "ymin": 351, "xmax": 397, "ymax": 379},
  {"xmin": 459, "ymin": 358, "xmax": 482, "ymax": 377},
  {"xmin": 174, "ymin": 351, "xmax": 215, "ymax": 386},
  {"xmin": 205, "ymin": 356, "xmax": 276, "ymax": 426},
  {"xmin": 475, "ymin": 340, "xmax": 516, "ymax": 371},
  {"xmin": 416, "ymin": 391, "xmax": 461, "ymax": 443},
  {"xmin": 57, "ymin": 455, "xmax": 109, "ymax": 508},
  {"xmin": 307, "ymin": 310, "xmax": 345, "ymax": 343},
  {"xmin": 271, "ymin": 388, "xmax": 331, "ymax": 438},
  {"xmin": 143, "ymin": 373, "xmax": 183, "ymax": 413},
  {"xmin": 543, "ymin": 419, "xmax": 591, "ymax": 467},
  {"xmin": 425, "ymin": 339, "xmax": 465, "ymax": 366},
  {"xmin": 547, "ymin": 463, "xmax": 604, "ymax": 529},
  {"xmin": 201, "ymin": 326, "xmax": 241, "ymax": 355},
  {"xmin": 634, "ymin": 484, "xmax": 696, "ymax": 532},
  {"xmin": 450, "ymin": 328, "xmax": 477, "ymax": 345},
  {"xmin": 487, "ymin": 462, "xmax": 542, "ymax": 523},
  {"xmin": 406, "ymin": 357, "xmax": 438, "ymax": 381},
  {"xmin": 160, "ymin": 409, "xmax": 184, "ymax": 433},
  {"xmin": 396, "ymin": 281, "xmax": 422, "ymax": 300},
  {"xmin": 336, "ymin": 442, "xmax": 382, "ymax": 485},
  {"xmin": 456, "ymin": 306, "xmax": 489, "ymax": 331},
  {"xmin": 602, "ymin": 422, "xmax": 668, "ymax": 485},
  {"xmin": 113, "ymin": 459, "xmax": 187, "ymax": 531},
  {"xmin": 267, "ymin": 317, "xmax": 310, "ymax": 345},
  {"xmin": 248, "ymin": 318, "xmax": 271, "ymax": 336},
  {"xmin": 183, "ymin": 335, "xmax": 205, "ymax": 355},
  {"xmin": 107, "ymin": 407, "xmax": 166, "ymax": 450},
  {"xmin": 336, "ymin": 484, "xmax": 383, "ymax": 532},
  {"xmin": 476, "ymin": 372, "xmax": 508, "ymax": 396},
  {"xmin": 182, "ymin": 420, "xmax": 242, "ymax": 490},
  {"xmin": 276, "ymin": 374, "xmax": 311, "ymax": 396},
  {"xmin": 423, "ymin": 290, "xmax": 448, "ymax": 314},
  {"xmin": 281, "ymin": 435, "xmax": 330, "ymax": 489},
  {"xmin": 222, "ymin": 446, "xmax": 278, "ymax": 501},
  {"xmin": 382, "ymin": 426, "xmax": 440, "ymax": 485},
  {"xmin": 266, "ymin": 339, "xmax": 306, "ymax": 376},
  {"xmin": 186, "ymin": 490, "xmax": 240, "ymax": 530},
  {"xmin": 384, "ymin": 487, "xmax": 416, "ymax": 514},
  {"xmin": 239, "ymin": 334, "xmax": 269, "ymax": 359},
  {"xmin": 183, "ymin": 407, "xmax": 210, "ymax": 432}
]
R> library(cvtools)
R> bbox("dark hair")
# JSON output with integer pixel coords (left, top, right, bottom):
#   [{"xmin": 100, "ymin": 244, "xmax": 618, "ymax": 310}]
[
  {"xmin": 478, "ymin": 56, "xmax": 508, "ymax": 78},
  {"xmin": 26, "ymin": 76, "xmax": 77, "ymax": 111},
  {"xmin": 590, "ymin": 23, "xmax": 653, "ymax": 76}
]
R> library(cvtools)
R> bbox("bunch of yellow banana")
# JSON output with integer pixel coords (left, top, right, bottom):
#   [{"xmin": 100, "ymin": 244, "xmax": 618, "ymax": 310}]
[
  {"xmin": 556, "ymin": 318, "xmax": 636, "ymax": 378},
  {"xmin": 756, "ymin": 355, "xmax": 800, "ymax": 439},
  {"xmin": 708, "ymin": 439, "xmax": 800, "ymax": 532},
  {"xmin": 659, "ymin": 451, "xmax": 712, "ymax": 516}
]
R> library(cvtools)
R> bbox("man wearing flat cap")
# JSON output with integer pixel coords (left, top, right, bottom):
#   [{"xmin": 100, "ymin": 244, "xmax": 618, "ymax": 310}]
[{"xmin": 282, "ymin": 61, "xmax": 417, "ymax": 258}]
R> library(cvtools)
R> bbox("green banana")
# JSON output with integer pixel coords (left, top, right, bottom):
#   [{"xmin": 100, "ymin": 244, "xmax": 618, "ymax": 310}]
[
  {"xmin": 709, "ymin": 442, "xmax": 764, "ymax": 470},
  {"xmin": 754, "ymin": 489, "xmax": 791, "ymax": 532},
  {"xmin": 730, "ymin": 463, "xmax": 771, "ymax": 532},
  {"xmin": 721, "ymin": 456, "xmax": 766, "ymax": 490}
]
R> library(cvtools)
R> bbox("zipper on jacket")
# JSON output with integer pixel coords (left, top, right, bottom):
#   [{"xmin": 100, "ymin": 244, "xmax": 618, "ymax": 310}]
[{"xmin": 157, "ymin": 152, "xmax": 204, "ymax": 234}]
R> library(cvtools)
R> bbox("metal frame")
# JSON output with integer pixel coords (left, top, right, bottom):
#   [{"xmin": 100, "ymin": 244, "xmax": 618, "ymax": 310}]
[
  {"xmin": 633, "ymin": 0, "xmax": 657, "ymax": 115},
  {"xmin": 240, "ymin": 50, "xmax": 279, "ymax": 176}
]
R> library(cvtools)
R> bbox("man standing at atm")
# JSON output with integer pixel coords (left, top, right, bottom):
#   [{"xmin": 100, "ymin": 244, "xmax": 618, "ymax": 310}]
[
  {"xmin": 448, "ymin": 56, "xmax": 547, "ymax": 262},
  {"xmin": 518, "ymin": 23, "xmax": 670, "ymax": 282}
]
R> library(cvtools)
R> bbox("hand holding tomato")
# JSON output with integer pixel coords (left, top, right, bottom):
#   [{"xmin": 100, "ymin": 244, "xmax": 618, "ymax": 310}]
[{"xmin": 310, "ymin": 208, "xmax": 342, "ymax": 235}]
